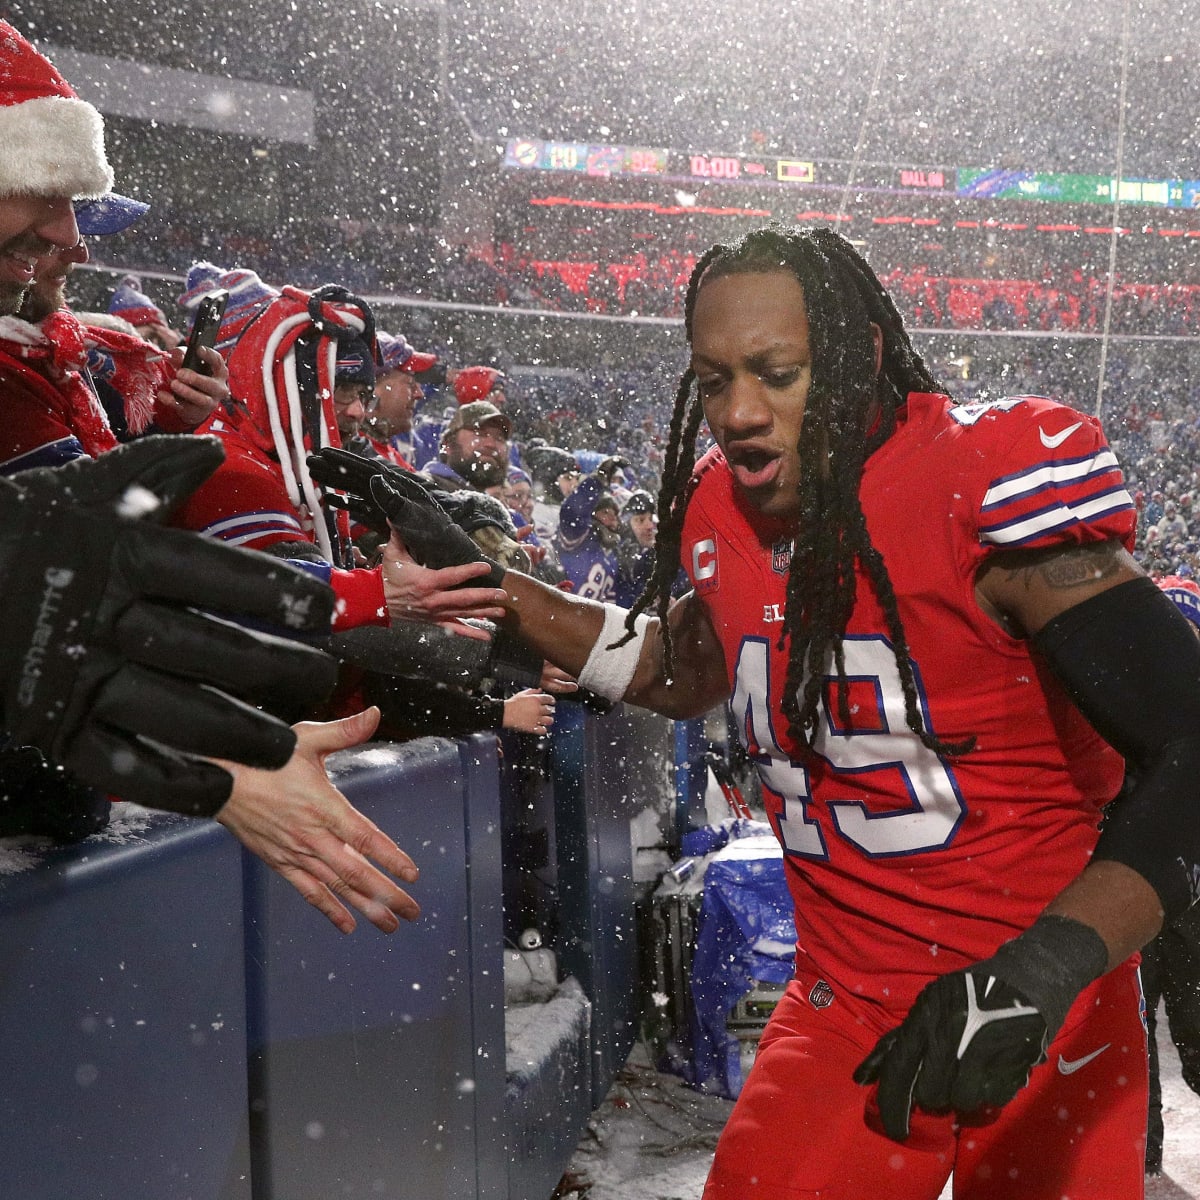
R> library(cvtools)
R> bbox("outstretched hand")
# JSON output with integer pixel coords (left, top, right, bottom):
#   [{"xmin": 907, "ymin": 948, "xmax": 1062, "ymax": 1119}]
[
  {"xmin": 381, "ymin": 528, "xmax": 507, "ymax": 640},
  {"xmin": 214, "ymin": 707, "xmax": 421, "ymax": 934},
  {"xmin": 502, "ymin": 688, "xmax": 556, "ymax": 734}
]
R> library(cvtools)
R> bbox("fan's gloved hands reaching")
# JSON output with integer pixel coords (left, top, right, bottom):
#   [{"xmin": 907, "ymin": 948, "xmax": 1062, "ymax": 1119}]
[
  {"xmin": 308, "ymin": 447, "xmax": 506, "ymax": 588},
  {"xmin": 0, "ymin": 436, "xmax": 338, "ymax": 814},
  {"xmin": 854, "ymin": 915, "xmax": 1109, "ymax": 1141},
  {"xmin": 307, "ymin": 446, "xmax": 426, "ymax": 536}
]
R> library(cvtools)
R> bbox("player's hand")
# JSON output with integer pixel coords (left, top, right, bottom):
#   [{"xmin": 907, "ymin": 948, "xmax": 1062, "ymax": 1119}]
[
  {"xmin": 215, "ymin": 707, "xmax": 421, "ymax": 934},
  {"xmin": 380, "ymin": 529, "xmax": 507, "ymax": 640},
  {"xmin": 853, "ymin": 914, "xmax": 1108, "ymax": 1142},
  {"xmin": 854, "ymin": 968, "xmax": 1047, "ymax": 1141}
]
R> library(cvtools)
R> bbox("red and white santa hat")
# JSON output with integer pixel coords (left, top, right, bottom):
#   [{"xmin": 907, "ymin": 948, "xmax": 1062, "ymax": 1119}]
[{"xmin": 0, "ymin": 22, "xmax": 113, "ymax": 199}]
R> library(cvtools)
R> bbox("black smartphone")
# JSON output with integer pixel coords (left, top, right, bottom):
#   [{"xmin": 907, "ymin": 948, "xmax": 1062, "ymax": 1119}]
[{"xmin": 180, "ymin": 289, "xmax": 229, "ymax": 375}]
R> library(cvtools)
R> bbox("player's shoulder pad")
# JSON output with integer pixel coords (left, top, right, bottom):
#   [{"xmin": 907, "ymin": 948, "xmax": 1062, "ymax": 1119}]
[
  {"xmin": 946, "ymin": 394, "xmax": 1059, "ymax": 429},
  {"xmin": 691, "ymin": 443, "xmax": 726, "ymax": 484}
]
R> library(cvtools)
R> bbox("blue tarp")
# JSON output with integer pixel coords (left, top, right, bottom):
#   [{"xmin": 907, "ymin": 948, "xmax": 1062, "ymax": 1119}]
[{"xmin": 689, "ymin": 832, "xmax": 796, "ymax": 1098}]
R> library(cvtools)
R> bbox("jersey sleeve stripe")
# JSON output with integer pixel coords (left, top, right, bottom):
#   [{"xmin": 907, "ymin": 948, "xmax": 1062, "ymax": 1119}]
[
  {"xmin": 980, "ymin": 450, "xmax": 1121, "ymax": 509},
  {"xmin": 980, "ymin": 486, "xmax": 1135, "ymax": 547}
]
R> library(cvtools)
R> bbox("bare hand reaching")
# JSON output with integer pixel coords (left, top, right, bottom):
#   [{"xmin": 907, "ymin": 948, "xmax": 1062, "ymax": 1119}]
[
  {"xmin": 502, "ymin": 688, "xmax": 556, "ymax": 734},
  {"xmin": 381, "ymin": 528, "xmax": 508, "ymax": 639},
  {"xmin": 540, "ymin": 662, "xmax": 580, "ymax": 695},
  {"xmin": 214, "ymin": 707, "xmax": 421, "ymax": 934}
]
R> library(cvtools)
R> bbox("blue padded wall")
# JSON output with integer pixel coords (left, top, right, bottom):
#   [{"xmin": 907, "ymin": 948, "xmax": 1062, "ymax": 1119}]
[
  {"xmin": 0, "ymin": 816, "xmax": 250, "ymax": 1200},
  {"xmin": 241, "ymin": 736, "xmax": 506, "ymax": 1200}
]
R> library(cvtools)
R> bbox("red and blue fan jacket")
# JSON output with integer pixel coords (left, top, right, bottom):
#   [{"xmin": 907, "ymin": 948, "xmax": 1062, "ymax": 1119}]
[
  {"xmin": 681, "ymin": 392, "xmax": 1136, "ymax": 1024},
  {"xmin": 172, "ymin": 409, "xmax": 388, "ymax": 632}
]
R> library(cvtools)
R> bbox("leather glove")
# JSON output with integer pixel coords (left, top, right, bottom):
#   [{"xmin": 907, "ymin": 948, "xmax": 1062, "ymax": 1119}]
[
  {"xmin": 854, "ymin": 914, "xmax": 1109, "ymax": 1141},
  {"xmin": 308, "ymin": 448, "xmax": 506, "ymax": 587},
  {"xmin": 307, "ymin": 447, "xmax": 434, "ymax": 536},
  {"xmin": 0, "ymin": 436, "xmax": 338, "ymax": 814}
]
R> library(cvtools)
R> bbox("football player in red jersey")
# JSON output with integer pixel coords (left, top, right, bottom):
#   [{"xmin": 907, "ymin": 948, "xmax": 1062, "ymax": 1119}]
[{"xmin": 341, "ymin": 225, "xmax": 1200, "ymax": 1199}]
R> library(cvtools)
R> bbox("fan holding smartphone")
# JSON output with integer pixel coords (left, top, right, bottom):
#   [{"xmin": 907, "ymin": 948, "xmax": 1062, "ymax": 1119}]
[{"xmin": 157, "ymin": 288, "xmax": 231, "ymax": 431}]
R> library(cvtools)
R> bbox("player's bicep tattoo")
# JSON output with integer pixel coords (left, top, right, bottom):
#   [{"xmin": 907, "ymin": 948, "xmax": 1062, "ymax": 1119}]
[{"xmin": 1003, "ymin": 541, "xmax": 1126, "ymax": 593}]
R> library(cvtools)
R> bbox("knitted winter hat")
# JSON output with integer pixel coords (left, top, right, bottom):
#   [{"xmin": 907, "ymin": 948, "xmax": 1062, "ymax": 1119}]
[
  {"xmin": 0, "ymin": 22, "xmax": 113, "ymax": 198},
  {"xmin": 108, "ymin": 274, "xmax": 166, "ymax": 328},
  {"xmin": 335, "ymin": 336, "xmax": 375, "ymax": 387},
  {"xmin": 1158, "ymin": 575, "xmax": 1200, "ymax": 630},
  {"xmin": 225, "ymin": 284, "xmax": 374, "ymax": 564},
  {"xmin": 376, "ymin": 330, "xmax": 437, "ymax": 375},
  {"xmin": 177, "ymin": 260, "xmax": 225, "ymax": 311},
  {"xmin": 179, "ymin": 261, "xmax": 282, "ymax": 356}
]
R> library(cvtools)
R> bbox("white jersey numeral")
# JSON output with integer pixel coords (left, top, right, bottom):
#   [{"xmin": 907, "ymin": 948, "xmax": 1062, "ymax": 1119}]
[{"xmin": 729, "ymin": 635, "xmax": 965, "ymax": 859}]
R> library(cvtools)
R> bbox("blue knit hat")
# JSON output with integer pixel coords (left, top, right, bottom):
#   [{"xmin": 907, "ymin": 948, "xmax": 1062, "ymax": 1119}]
[
  {"xmin": 108, "ymin": 274, "xmax": 166, "ymax": 327},
  {"xmin": 335, "ymin": 336, "xmax": 376, "ymax": 387},
  {"xmin": 376, "ymin": 330, "xmax": 437, "ymax": 375},
  {"xmin": 177, "ymin": 260, "xmax": 225, "ymax": 311}
]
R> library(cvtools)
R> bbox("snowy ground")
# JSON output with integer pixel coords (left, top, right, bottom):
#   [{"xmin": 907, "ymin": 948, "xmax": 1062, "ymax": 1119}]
[{"xmin": 560, "ymin": 1005, "xmax": 1200, "ymax": 1199}]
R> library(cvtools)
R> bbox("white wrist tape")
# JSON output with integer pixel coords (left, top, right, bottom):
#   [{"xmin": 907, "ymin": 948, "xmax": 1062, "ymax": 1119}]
[{"xmin": 577, "ymin": 604, "xmax": 650, "ymax": 702}]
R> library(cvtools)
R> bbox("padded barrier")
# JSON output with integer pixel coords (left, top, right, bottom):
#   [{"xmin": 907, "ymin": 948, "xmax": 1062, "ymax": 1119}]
[{"xmin": 0, "ymin": 716, "xmax": 680, "ymax": 1199}]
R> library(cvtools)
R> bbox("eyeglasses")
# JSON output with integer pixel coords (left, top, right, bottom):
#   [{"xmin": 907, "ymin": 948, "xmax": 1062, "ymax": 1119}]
[{"xmin": 333, "ymin": 386, "xmax": 379, "ymax": 414}]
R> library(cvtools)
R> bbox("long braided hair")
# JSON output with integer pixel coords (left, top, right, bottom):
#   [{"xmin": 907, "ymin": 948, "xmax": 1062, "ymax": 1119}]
[{"xmin": 626, "ymin": 223, "xmax": 972, "ymax": 757}]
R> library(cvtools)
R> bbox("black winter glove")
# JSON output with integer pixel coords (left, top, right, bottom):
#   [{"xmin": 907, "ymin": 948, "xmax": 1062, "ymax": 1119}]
[
  {"xmin": 309, "ymin": 447, "xmax": 515, "ymax": 539},
  {"xmin": 308, "ymin": 447, "xmax": 507, "ymax": 587},
  {"xmin": 0, "ymin": 437, "xmax": 339, "ymax": 814},
  {"xmin": 368, "ymin": 474, "xmax": 507, "ymax": 587},
  {"xmin": 853, "ymin": 915, "xmax": 1109, "ymax": 1142},
  {"xmin": 307, "ymin": 446, "xmax": 433, "ymax": 536}
]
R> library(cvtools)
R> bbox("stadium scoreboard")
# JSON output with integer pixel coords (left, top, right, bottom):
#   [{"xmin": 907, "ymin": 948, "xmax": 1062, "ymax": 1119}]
[{"xmin": 503, "ymin": 138, "xmax": 1200, "ymax": 210}]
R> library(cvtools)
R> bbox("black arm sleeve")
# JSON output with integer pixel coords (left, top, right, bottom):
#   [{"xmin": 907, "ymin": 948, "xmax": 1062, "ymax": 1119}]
[{"xmin": 1033, "ymin": 575, "xmax": 1200, "ymax": 921}]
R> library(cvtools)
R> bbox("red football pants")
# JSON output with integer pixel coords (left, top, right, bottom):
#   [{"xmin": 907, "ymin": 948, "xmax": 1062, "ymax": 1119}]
[{"xmin": 703, "ymin": 960, "xmax": 1147, "ymax": 1200}]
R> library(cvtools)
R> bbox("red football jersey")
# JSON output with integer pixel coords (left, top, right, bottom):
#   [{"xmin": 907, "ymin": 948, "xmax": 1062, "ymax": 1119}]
[{"xmin": 682, "ymin": 392, "xmax": 1135, "ymax": 1022}]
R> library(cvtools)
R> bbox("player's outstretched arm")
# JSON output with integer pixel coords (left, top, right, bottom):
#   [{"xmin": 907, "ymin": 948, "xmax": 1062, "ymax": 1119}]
[
  {"xmin": 214, "ymin": 707, "xmax": 421, "ymax": 935},
  {"xmin": 333, "ymin": 459, "xmax": 730, "ymax": 717}
]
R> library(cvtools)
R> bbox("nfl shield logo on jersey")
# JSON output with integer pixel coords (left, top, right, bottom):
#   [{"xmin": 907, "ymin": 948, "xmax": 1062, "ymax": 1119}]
[
  {"xmin": 771, "ymin": 537, "xmax": 793, "ymax": 576},
  {"xmin": 808, "ymin": 979, "xmax": 834, "ymax": 1009}
]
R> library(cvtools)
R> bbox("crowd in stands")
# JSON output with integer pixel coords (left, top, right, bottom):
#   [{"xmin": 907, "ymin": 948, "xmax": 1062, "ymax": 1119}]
[
  {"xmin": 57, "ymin": 209, "xmax": 1200, "ymax": 599},
  {"xmin": 9, "ymin": 15, "xmax": 1200, "ymax": 944}
]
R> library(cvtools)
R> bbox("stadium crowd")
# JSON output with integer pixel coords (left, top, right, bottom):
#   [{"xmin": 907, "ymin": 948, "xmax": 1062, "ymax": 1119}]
[{"xmin": 3, "ymin": 21, "xmax": 1200, "ymax": 1188}]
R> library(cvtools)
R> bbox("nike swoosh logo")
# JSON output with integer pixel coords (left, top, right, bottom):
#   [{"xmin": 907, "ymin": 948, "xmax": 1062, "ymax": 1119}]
[
  {"xmin": 1057, "ymin": 1043, "xmax": 1110, "ymax": 1075},
  {"xmin": 1039, "ymin": 421, "xmax": 1083, "ymax": 449}
]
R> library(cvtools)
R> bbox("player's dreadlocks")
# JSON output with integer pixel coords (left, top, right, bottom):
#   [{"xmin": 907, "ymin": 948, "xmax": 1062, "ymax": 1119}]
[{"xmin": 625, "ymin": 223, "xmax": 972, "ymax": 757}]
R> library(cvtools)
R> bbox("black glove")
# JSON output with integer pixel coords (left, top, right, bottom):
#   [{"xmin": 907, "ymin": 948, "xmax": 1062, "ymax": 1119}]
[
  {"xmin": 307, "ymin": 447, "xmax": 434, "ymax": 536},
  {"xmin": 368, "ymin": 474, "xmax": 506, "ymax": 587},
  {"xmin": 308, "ymin": 447, "xmax": 506, "ymax": 587},
  {"xmin": 0, "ymin": 436, "xmax": 339, "ymax": 815},
  {"xmin": 854, "ymin": 915, "xmax": 1109, "ymax": 1142}
]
